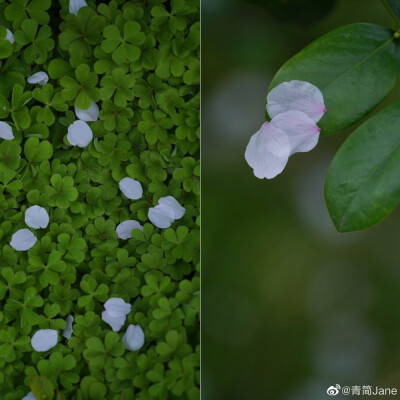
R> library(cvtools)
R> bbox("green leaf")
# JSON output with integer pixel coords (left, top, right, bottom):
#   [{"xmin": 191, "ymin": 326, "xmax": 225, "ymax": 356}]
[
  {"xmin": 269, "ymin": 23, "xmax": 400, "ymax": 135},
  {"xmin": 325, "ymin": 100, "xmax": 400, "ymax": 232},
  {"xmin": 24, "ymin": 137, "xmax": 53, "ymax": 163}
]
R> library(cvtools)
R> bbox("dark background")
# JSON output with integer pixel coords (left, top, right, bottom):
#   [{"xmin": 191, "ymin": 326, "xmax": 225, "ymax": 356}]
[{"xmin": 202, "ymin": 0, "xmax": 400, "ymax": 399}]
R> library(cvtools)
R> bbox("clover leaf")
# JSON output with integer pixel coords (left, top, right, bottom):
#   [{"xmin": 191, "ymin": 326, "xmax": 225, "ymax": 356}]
[
  {"xmin": 101, "ymin": 21, "xmax": 146, "ymax": 64},
  {"xmin": 32, "ymin": 84, "xmax": 68, "ymax": 126},
  {"xmin": 5, "ymin": 0, "xmax": 51, "ymax": 29},
  {"xmin": 100, "ymin": 67, "xmax": 135, "ymax": 107},
  {"xmin": 60, "ymin": 64, "xmax": 100, "ymax": 109},
  {"xmin": 14, "ymin": 19, "xmax": 54, "ymax": 64}
]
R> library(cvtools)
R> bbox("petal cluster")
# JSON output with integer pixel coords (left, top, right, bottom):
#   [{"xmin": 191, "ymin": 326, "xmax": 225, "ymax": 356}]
[
  {"xmin": 63, "ymin": 315, "xmax": 74, "ymax": 339},
  {"xmin": 25, "ymin": 205, "xmax": 49, "ymax": 229},
  {"xmin": 67, "ymin": 120, "xmax": 93, "ymax": 147},
  {"xmin": 69, "ymin": 0, "xmax": 88, "ymax": 15},
  {"xmin": 22, "ymin": 393, "xmax": 37, "ymax": 400},
  {"xmin": 75, "ymin": 101, "xmax": 99, "ymax": 122},
  {"xmin": 5, "ymin": 29, "xmax": 14, "ymax": 44},
  {"xmin": 10, "ymin": 229, "xmax": 37, "ymax": 251},
  {"xmin": 245, "ymin": 80, "xmax": 325, "ymax": 179},
  {"xmin": 122, "ymin": 324, "xmax": 145, "ymax": 351},
  {"xmin": 31, "ymin": 329, "xmax": 58, "ymax": 352},
  {"xmin": 101, "ymin": 298, "xmax": 131, "ymax": 332},
  {"xmin": 0, "ymin": 121, "xmax": 14, "ymax": 140},
  {"xmin": 119, "ymin": 177, "xmax": 143, "ymax": 200},
  {"xmin": 27, "ymin": 72, "xmax": 49, "ymax": 86},
  {"xmin": 148, "ymin": 196, "xmax": 185, "ymax": 229},
  {"xmin": 116, "ymin": 220, "xmax": 143, "ymax": 240}
]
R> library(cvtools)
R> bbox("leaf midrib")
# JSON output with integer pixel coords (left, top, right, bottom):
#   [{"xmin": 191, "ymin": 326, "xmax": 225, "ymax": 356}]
[{"xmin": 321, "ymin": 36, "xmax": 395, "ymax": 90}]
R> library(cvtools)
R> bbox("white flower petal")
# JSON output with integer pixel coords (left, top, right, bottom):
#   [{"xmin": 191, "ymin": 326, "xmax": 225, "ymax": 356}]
[
  {"xmin": 22, "ymin": 392, "xmax": 37, "ymax": 400},
  {"xmin": 63, "ymin": 315, "xmax": 74, "ymax": 340},
  {"xmin": 69, "ymin": 0, "xmax": 88, "ymax": 15},
  {"xmin": 67, "ymin": 120, "xmax": 93, "ymax": 147},
  {"xmin": 267, "ymin": 80, "xmax": 326, "ymax": 123},
  {"xmin": 245, "ymin": 121, "xmax": 290, "ymax": 179},
  {"xmin": 75, "ymin": 101, "xmax": 99, "ymax": 122},
  {"xmin": 31, "ymin": 329, "xmax": 58, "ymax": 352},
  {"xmin": 148, "ymin": 204, "xmax": 175, "ymax": 229},
  {"xmin": 27, "ymin": 72, "xmax": 49, "ymax": 86},
  {"xmin": 0, "ymin": 121, "xmax": 14, "ymax": 140},
  {"xmin": 10, "ymin": 229, "xmax": 37, "ymax": 251},
  {"xmin": 101, "ymin": 311, "xmax": 126, "ymax": 332},
  {"xmin": 122, "ymin": 324, "xmax": 145, "ymax": 351},
  {"xmin": 5, "ymin": 29, "xmax": 14, "ymax": 44},
  {"xmin": 158, "ymin": 196, "xmax": 185, "ymax": 220},
  {"xmin": 25, "ymin": 205, "xmax": 49, "ymax": 229},
  {"xmin": 270, "ymin": 110, "xmax": 320, "ymax": 155},
  {"xmin": 119, "ymin": 177, "xmax": 143, "ymax": 200},
  {"xmin": 104, "ymin": 297, "xmax": 132, "ymax": 317},
  {"xmin": 116, "ymin": 220, "xmax": 143, "ymax": 240}
]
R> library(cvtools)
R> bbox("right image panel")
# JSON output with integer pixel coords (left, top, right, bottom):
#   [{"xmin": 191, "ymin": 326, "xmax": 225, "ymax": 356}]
[{"xmin": 202, "ymin": 0, "xmax": 400, "ymax": 399}]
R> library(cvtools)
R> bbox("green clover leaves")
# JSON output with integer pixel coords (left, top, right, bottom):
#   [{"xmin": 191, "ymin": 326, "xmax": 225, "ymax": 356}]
[{"xmin": 102, "ymin": 21, "xmax": 146, "ymax": 64}]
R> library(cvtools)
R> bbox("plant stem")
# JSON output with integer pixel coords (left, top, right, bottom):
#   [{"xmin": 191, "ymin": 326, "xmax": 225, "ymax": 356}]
[{"xmin": 381, "ymin": 0, "xmax": 400, "ymax": 28}]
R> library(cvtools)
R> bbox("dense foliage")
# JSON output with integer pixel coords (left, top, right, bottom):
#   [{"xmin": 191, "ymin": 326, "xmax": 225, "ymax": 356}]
[{"xmin": 0, "ymin": 0, "xmax": 200, "ymax": 399}]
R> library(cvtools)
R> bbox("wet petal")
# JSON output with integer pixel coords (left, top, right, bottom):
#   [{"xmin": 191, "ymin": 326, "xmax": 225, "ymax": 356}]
[
  {"xmin": 10, "ymin": 229, "xmax": 37, "ymax": 251},
  {"xmin": 5, "ymin": 29, "xmax": 14, "ymax": 44},
  {"xmin": 67, "ymin": 120, "xmax": 93, "ymax": 147},
  {"xmin": 267, "ymin": 80, "xmax": 326, "ymax": 123},
  {"xmin": 122, "ymin": 324, "xmax": 145, "ymax": 351},
  {"xmin": 101, "ymin": 311, "xmax": 126, "ymax": 332},
  {"xmin": 270, "ymin": 110, "xmax": 320, "ymax": 155},
  {"xmin": 31, "ymin": 329, "xmax": 58, "ymax": 352},
  {"xmin": 75, "ymin": 101, "xmax": 99, "ymax": 122},
  {"xmin": 0, "ymin": 121, "xmax": 14, "ymax": 140},
  {"xmin": 119, "ymin": 177, "xmax": 143, "ymax": 200},
  {"xmin": 69, "ymin": 0, "xmax": 88, "ymax": 15},
  {"xmin": 245, "ymin": 121, "xmax": 290, "ymax": 179},
  {"xmin": 22, "ymin": 392, "xmax": 37, "ymax": 400},
  {"xmin": 63, "ymin": 315, "xmax": 74, "ymax": 340},
  {"xmin": 158, "ymin": 196, "xmax": 185, "ymax": 220},
  {"xmin": 25, "ymin": 205, "xmax": 49, "ymax": 229},
  {"xmin": 27, "ymin": 72, "xmax": 49, "ymax": 86},
  {"xmin": 116, "ymin": 220, "xmax": 143, "ymax": 240},
  {"xmin": 104, "ymin": 297, "xmax": 131, "ymax": 317},
  {"xmin": 148, "ymin": 204, "xmax": 175, "ymax": 229}
]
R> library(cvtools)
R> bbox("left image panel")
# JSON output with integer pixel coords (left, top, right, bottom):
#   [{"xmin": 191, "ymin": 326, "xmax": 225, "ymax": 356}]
[{"xmin": 0, "ymin": 0, "xmax": 200, "ymax": 398}]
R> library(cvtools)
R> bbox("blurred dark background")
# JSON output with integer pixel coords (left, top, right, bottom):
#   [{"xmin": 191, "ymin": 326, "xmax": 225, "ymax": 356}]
[{"xmin": 202, "ymin": 0, "xmax": 400, "ymax": 399}]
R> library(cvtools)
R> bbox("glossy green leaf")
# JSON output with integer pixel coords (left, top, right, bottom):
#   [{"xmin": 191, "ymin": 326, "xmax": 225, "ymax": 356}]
[
  {"xmin": 325, "ymin": 100, "xmax": 400, "ymax": 232},
  {"xmin": 269, "ymin": 23, "xmax": 400, "ymax": 134}
]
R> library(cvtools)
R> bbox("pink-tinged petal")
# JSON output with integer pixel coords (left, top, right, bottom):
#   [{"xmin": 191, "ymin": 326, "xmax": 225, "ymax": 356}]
[
  {"xmin": 69, "ymin": 0, "xmax": 87, "ymax": 15},
  {"xmin": 0, "ymin": 121, "xmax": 14, "ymax": 140},
  {"xmin": 31, "ymin": 329, "xmax": 58, "ymax": 352},
  {"xmin": 122, "ymin": 324, "xmax": 145, "ymax": 351},
  {"xmin": 27, "ymin": 72, "xmax": 49, "ymax": 86},
  {"xmin": 25, "ymin": 205, "xmax": 49, "ymax": 229},
  {"xmin": 75, "ymin": 102, "xmax": 99, "ymax": 121},
  {"xmin": 245, "ymin": 122, "xmax": 290, "ymax": 179},
  {"xmin": 104, "ymin": 298, "xmax": 131, "ymax": 317},
  {"xmin": 67, "ymin": 120, "xmax": 93, "ymax": 147},
  {"xmin": 119, "ymin": 177, "xmax": 143, "ymax": 200},
  {"xmin": 116, "ymin": 220, "xmax": 143, "ymax": 240},
  {"xmin": 63, "ymin": 315, "xmax": 74, "ymax": 339},
  {"xmin": 101, "ymin": 311, "xmax": 126, "ymax": 332},
  {"xmin": 148, "ymin": 204, "xmax": 175, "ymax": 229},
  {"xmin": 5, "ymin": 29, "xmax": 14, "ymax": 44},
  {"xmin": 158, "ymin": 196, "xmax": 185, "ymax": 220},
  {"xmin": 270, "ymin": 110, "xmax": 320, "ymax": 155},
  {"xmin": 267, "ymin": 80, "xmax": 326, "ymax": 123},
  {"xmin": 10, "ymin": 229, "xmax": 37, "ymax": 251}
]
